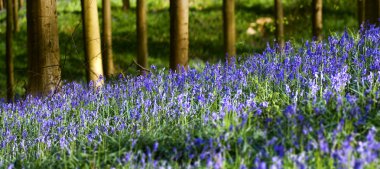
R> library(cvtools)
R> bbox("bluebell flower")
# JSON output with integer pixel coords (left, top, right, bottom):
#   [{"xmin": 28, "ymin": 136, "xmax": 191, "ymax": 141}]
[
  {"xmin": 283, "ymin": 104, "xmax": 296, "ymax": 117},
  {"xmin": 153, "ymin": 142, "xmax": 159, "ymax": 152},
  {"xmin": 274, "ymin": 144, "xmax": 285, "ymax": 157}
]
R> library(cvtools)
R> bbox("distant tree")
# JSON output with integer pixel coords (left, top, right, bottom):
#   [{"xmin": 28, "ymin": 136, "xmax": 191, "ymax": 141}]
[
  {"xmin": 0, "ymin": 0, "xmax": 3, "ymax": 10},
  {"xmin": 274, "ymin": 0, "xmax": 284, "ymax": 48},
  {"xmin": 6, "ymin": 0, "xmax": 14, "ymax": 102},
  {"xmin": 13, "ymin": 0, "xmax": 18, "ymax": 32},
  {"xmin": 312, "ymin": 0, "xmax": 323, "ymax": 41},
  {"xmin": 81, "ymin": 0, "xmax": 104, "ymax": 84},
  {"xmin": 364, "ymin": 0, "xmax": 380, "ymax": 24},
  {"xmin": 358, "ymin": 0, "xmax": 365, "ymax": 26},
  {"xmin": 170, "ymin": 0, "xmax": 189, "ymax": 72},
  {"xmin": 223, "ymin": 0, "xmax": 236, "ymax": 62},
  {"xmin": 123, "ymin": 0, "xmax": 130, "ymax": 11},
  {"xmin": 27, "ymin": 0, "xmax": 61, "ymax": 96},
  {"xmin": 102, "ymin": 0, "xmax": 115, "ymax": 78},
  {"xmin": 137, "ymin": 0, "xmax": 148, "ymax": 74},
  {"xmin": 18, "ymin": 0, "xmax": 22, "ymax": 9}
]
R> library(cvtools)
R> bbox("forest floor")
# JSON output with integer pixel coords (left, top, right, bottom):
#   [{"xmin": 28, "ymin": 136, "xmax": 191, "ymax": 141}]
[
  {"xmin": 2, "ymin": 1, "xmax": 380, "ymax": 168},
  {"xmin": 0, "ymin": 0, "xmax": 357, "ymax": 97}
]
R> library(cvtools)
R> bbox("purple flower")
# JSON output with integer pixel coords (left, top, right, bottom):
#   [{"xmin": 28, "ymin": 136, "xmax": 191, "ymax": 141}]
[
  {"xmin": 7, "ymin": 163, "xmax": 14, "ymax": 169},
  {"xmin": 283, "ymin": 104, "xmax": 296, "ymax": 117},
  {"xmin": 60, "ymin": 136, "xmax": 67, "ymax": 149},
  {"xmin": 331, "ymin": 66, "xmax": 351, "ymax": 93},
  {"xmin": 274, "ymin": 144, "xmax": 285, "ymax": 157},
  {"xmin": 153, "ymin": 142, "xmax": 159, "ymax": 152},
  {"xmin": 260, "ymin": 102, "xmax": 269, "ymax": 108}
]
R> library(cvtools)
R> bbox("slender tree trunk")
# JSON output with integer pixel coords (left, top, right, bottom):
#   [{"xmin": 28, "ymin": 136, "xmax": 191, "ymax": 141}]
[
  {"xmin": 364, "ymin": 0, "xmax": 373, "ymax": 23},
  {"xmin": 358, "ymin": 0, "xmax": 365, "ymax": 26},
  {"xmin": 378, "ymin": 1, "xmax": 380, "ymax": 23},
  {"xmin": 18, "ymin": 0, "xmax": 22, "ymax": 8},
  {"xmin": 312, "ymin": 0, "xmax": 323, "ymax": 41},
  {"xmin": 2, "ymin": 0, "xmax": 5, "ymax": 10},
  {"xmin": 365, "ymin": 0, "xmax": 380, "ymax": 25},
  {"xmin": 13, "ymin": 0, "xmax": 19, "ymax": 32},
  {"xmin": 137, "ymin": 0, "xmax": 148, "ymax": 74},
  {"xmin": 0, "ymin": 0, "xmax": 3, "ymax": 10},
  {"xmin": 378, "ymin": 1, "xmax": 380, "ymax": 24},
  {"xmin": 27, "ymin": 0, "xmax": 61, "ymax": 96},
  {"xmin": 274, "ymin": 0, "xmax": 284, "ymax": 48},
  {"xmin": 123, "ymin": 0, "xmax": 130, "ymax": 11},
  {"xmin": 170, "ymin": 0, "xmax": 189, "ymax": 72},
  {"xmin": 102, "ymin": 0, "xmax": 115, "ymax": 78},
  {"xmin": 223, "ymin": 0, "xmax": 236, "ymax": 62},
  {"xmin": 81, "ymin": 0, "xmax": 104, "ymax": 84},
  {"xmin": 6, "ymin": 0, "xmax": 14, "ymax": 102}
]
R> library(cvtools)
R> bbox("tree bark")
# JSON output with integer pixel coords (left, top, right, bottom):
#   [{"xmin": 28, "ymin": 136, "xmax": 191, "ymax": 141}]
[
  {"xmin": 27, "ymin": 0, "xmax": 61, "ymax": 96},
  {"xmin": 364, "ymin": 0, "xmax": 380, "ymax": 25},
  {"xmin": 223, "ymin": 0, "xmax": 236, "ymax": 62},
  {"xmin": 6, "ymin": 0, "xmax": 14, "ymax": 102},
  {"xmin": 123, "ymin": 0, "xmax": 130, "ymax": 11},
  {"xmin": 170, "ymin": 0, "xmax": 189, "ymax": 72},
  {"xmin": 102, "ymin": 0, "xmax": 115, "ymax": 78},
  {"xmin": 81, "ymin": 0, "xmax": 104, "ymax": 84},
  {"xmin": 274, "ymin": 0, "xmax": 284, "ymax": 48},
  {"xmin": 312, "ymin": 0, "xmax": 323, "ymax": 41},
  {"xmin": 358, "ymin": 0, "xmax": 365, "ymax": 26},
  {"xmin": 137, "ymin": 0, "xmax": 148, "ymax": 74},
  {"xmin": 13, "ymin": 0, "xmax": 19, "ymax": 32}
]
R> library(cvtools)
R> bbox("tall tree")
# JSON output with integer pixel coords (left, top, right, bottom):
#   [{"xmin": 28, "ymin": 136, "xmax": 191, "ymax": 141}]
[
  {"xmin": 6, "ymin": 0, "xmax": 14, "ymax": 102},
  {"xmin": 18, "ymin": 0, "xmax": 22, "ymax": 8},
  {"xmin": 81, "ymin": 0, "xmax": 104, "ymax": 84},
  {"xmin": 223, "ymin": 0, "xmax": 236, "ymax": 62},
  {"xmin": 27, "ymin": 0, "xmax": 61, "ymax": 96},
  {"xmin": 137, "ymin": 0, "xmax": 148, "ymax": 74},
  {"xmin": 0, "ymin": 0, "xmax": 3, "ymax": 10},
  {"xmin": 13, "ymin": 0, "xmax": 19, "ymax": 32},
  {"xmin": 102, "ymin": 0, "xmax": 115, "ymax": 78},
  {"xmin": 312, "ymin": 0, "xmax": 323, "ymax": 41},
  {"xmin": 123, "ymin": 0, "xmax": 130, "ymax": 11},
  {"xmin": 274, "ymin": 0, "xmax": 284, "ymax": 48},
  {"xmin": 364, "ymin": 0, "xmax": 380, "ymax": 24},
  {"xmin": 170, "ymin": 0, "xmax": 189, "ymax": 72},
  {"xmin": 358, "ymin": 0, "xmax": 365, "ymax": 26}
]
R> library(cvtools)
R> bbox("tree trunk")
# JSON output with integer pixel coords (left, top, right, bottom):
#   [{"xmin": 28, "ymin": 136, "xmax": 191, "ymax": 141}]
[
  {"xmin": 6, "ymin": 0, "xmax": 14, "ymax": 102},
  {"xmin": 223, "ymin": 0, "xmax": 236, "ymax": 62},
  {"xmin": 274, "ymin": 0, "xmax": 284, "ymax": 48},
  {"xmin": 18, "ymin": 0, "xmax": 22, "ymax": 9},
  {"xmin": 102, "ymin": 0, "xmax": 115, "ymax": 78},
  {"xmin": 364, "ymin": 0, "xmax": 380, "ymax": 25},
  {"xmin": 137, "ymin": 0, "xmax": 148, "ymax": 74},
  {"xmin": 0, "ymin": 0, "xmax": 3, "ymax": 10},
  {"xmin": 81, "ymin": 0, "xmax": 104, "ymax": 84},
  {"xmin": 123, "ymin": 0, "xmax": 130, "ymax": 11},
  {"xmin": 312, "ymin": 0, "xmax": 323, "ymax": 41},
  {"xmin": 27, "ymin": 0, "xmax": 61, "ymax": 96},
  {"xmin": 358, "ymin": 0, "xmax": 365, "ymax": 26},
  {"xmin": 13, "ymin": 0, "xmax": 19, "ymax": 32},
  {"xmin": 170, "ymin": 0, "xmax": 189, "ymax": 72}
]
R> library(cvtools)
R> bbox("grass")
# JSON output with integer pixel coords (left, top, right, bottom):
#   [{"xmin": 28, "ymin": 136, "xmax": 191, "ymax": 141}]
[{"xmin": 0, "ymin": 0, "xmax": 357, "ymax": 98}]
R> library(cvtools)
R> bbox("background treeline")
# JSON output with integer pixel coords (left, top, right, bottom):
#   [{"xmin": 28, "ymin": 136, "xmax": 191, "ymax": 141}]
[{"xmin": 0, "ymin": 0, "xmax": 375, "ymax": 100}]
